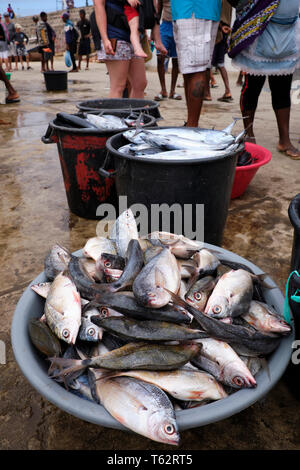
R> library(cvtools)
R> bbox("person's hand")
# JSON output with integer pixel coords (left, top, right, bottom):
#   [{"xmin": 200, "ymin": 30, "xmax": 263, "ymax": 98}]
[
  {"xmin": 222, "ymin": 25, "xmax": 231, "ymax": 35},
  {"xmin": 127, "ymin": 0, "xmax": 140, "ymax": 7},
  {"xmin": 104, "ymin": 38, "xmax": 115, "ymax": 55}
]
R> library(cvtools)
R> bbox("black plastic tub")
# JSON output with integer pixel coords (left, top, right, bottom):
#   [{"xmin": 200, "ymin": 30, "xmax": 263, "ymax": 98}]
[
  {"xmin": 43, "ymin": 71, "xmax": 68, "ymax": 91},
  {"xmin": 41, "ymin": 112, "xmax": 157, "ymax": 219},
  {"xmin": 105, "ymin": 128, "xmax": 242, "ymax": 246},
  {"xmin": 76, "ymin": 98, "xmax": 162, "ymax": 120}
]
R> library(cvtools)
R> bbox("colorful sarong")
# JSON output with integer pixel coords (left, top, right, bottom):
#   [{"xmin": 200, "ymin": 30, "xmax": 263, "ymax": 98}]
[{"xmin": 228, "ymin": 0, "xmax": 280, "ymax": 58}]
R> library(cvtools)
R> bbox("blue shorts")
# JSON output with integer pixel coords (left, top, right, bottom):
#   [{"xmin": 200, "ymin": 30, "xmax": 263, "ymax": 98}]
[{"xmin": 158, "ymin": 20, "xmax": 178, "ymax": 58}]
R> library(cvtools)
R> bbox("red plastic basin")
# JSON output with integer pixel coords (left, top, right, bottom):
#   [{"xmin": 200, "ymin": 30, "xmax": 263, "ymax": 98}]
[{"xmin": 231, "ymin": 142, "xmax": 272, "ymax": 199}]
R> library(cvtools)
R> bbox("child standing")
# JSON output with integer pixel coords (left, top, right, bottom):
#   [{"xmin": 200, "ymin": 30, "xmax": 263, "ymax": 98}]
[{"xmin": 14, "ymin": 24, "xmax": 32, "ymax": 70}]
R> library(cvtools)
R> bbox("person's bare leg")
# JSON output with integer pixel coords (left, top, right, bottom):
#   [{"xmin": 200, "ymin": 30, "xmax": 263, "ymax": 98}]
[
  {"xmin": 78, "ymin": 55, "xmax": 82, "ymax": 70},
  {"xmin": 275, "ymin": 107, "xmax": 300, "ymax": 157},
  {"xmin": 157, "ymin": 54, "xmax": 167, "ymax": 97},
  {"xmin": 210, "ymin": 68, "xmax": 217, "ymax": 87},
  {"xmin": 0, "ymin": 64, "xmax": 19, "ymax": 100},
  {"xmin": 86, "ymin": 54, "xmax": 89, "ymax": 69},
  {"xmin": 184, "ymin": 71, "xmax": 207, "ymax": 127},
  {"xmin": 50, "ymin": 55, "xmax": 54, "ymax": 70},
  {"xmin": 219, "ymin": 65, "xmax": 231, "ymax": 96},
  {"xmin": 19, "ymin": 55, "xmax": 24, "ymax": 70},
  {"xmin": 169, "ymin": 58, "xmax": 179, "ymax": 97},
  {"xmin": 106, "ymin": 60, "xmax": 130, "ymax": 98},
  {"xmin": 3, "ymin": 57, "xmax": 9, "ymax": 72},
  {"xmin": 8, "ymin": 56, "xmax": 12, "ymax": 71},
  {"xmin": 128, "ymin": 16, "xmax": 147, "ymax": 58},
  {"xmin": 128, "ymin": 56, "xmax": 147, "ymax": 98},
  {"xmin": 204, "ymin": 69, "xmax": 212, "ymax": 100}
]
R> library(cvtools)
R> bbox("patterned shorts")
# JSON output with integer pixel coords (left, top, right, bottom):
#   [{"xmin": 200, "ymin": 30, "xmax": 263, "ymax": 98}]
[
  {"xmin": 16, "ymin": 45, "xmax": 28, "ymax": 57},
  {"xmin": 98, "ymin": 39, "xmax": 134, "ymax": 61},
  {"xmin": 173, "ymin": 17, "xmax": 219, "ymax": 74}
]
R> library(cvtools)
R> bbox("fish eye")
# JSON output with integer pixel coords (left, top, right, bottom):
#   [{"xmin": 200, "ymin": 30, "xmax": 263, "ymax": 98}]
[
  {"xmin": 194, "ymin": 292, "xmax": 202, "ymax": 301},
  {"xmin": 88, "ymin": 328, "xmax": 96, "ymax": 336},
  {"xmin": 212, "ymin": 305, "xmax": 222, "ymax": 314},
  {"xmin": 100, "ymin": 307, "xmax": 109, "ymax": 316},
  {"xmin": 62, "ymin": 328, "xmax": 70, "ymax": 339},
  {"xmin": 104, "ymin": 261, "xmax": 111, "ymax": 268},
  {"xmin": 233, "ymin": 376, "xmax": 245, "ymax": 387},
  {"xmin": 164, "ymin": 424, "xmax": 176, "ymax": 435}
]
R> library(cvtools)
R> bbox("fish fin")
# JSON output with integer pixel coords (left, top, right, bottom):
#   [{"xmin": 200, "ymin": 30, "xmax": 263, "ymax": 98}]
[
  {"xmin": 47, "ymin": 357, "xmax": 88, "ymax": 388},
  {"xmin": 75, "ymin": 347, "xmax": 89, "ymax": 361},
  {"xmin": 251, "ymin": 273, "xmax": 275, "ymax": 289},
  {"xmin": 164, "ymin": 287, "xmax": 191, "ymax": 309},
  {"xmin": 56, "ymin": 243, "xmax": 72, "ymax": 257},
  {"xmin": 154, "ymin": 267, "xmax": 166, "ymax": 288},
  {"xmin": 185, "ymin": 273, "xmax": 200, "ymax": 292}
]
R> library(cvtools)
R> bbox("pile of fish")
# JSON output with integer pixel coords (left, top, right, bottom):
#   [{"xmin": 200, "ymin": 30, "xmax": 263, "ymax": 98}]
[
  {"xmin": 55, "ymin": 111, "xmax": 148, "ymax": 131},
  {"xmin": 29, "ymin": 209, "xmax": 291, "ymax": 445},
  {"xmin": 118, "ymin": 118, "xmax": 246, "ymax": 160}
]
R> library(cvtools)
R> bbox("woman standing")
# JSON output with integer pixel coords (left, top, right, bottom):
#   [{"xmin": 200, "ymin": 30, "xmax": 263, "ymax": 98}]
[
  {"xmin": 93, "ymin": 0, "xmax": 154, "ymax": 98},
  {"xmin": 228, "ymin": 0, "xmax": 300, "ymax": 159},
  {"xmin": 62, "ymin": 12, "xmax": 79, "ymax": 73}
]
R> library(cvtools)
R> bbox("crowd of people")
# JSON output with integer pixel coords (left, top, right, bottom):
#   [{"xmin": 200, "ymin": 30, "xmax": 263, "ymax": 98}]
[{"xmin": 0, "ymin": 0, "xmax": 300, "ymax": 157}]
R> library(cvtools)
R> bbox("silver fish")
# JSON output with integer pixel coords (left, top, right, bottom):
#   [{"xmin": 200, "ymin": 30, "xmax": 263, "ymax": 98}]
[
  {"xmin": 86, "ymin": 113, "xmax": 128, "ymax": 130},
  {"xmin": 132, "ymin": 247, "xmax": 181, "ymax": 308},
  {"xmin": 192, "ymin": 338, "xmax": 257, "ymax": 389},
  {"xmin": 45, "ymin": 272, "xmax": 81, "ymax": 344},
  {"xmin": 241, "ymin": 300, "xmax": 291, "ymax": 334},
  {"xmin": 89, "ymin": 373, "xmax": 180, "ymax": 445},
  {"xmin": 147, "ymin": 232, "xmax": 200, "ymax": 259},
  {"xmin": 107, "ymin": 369, "xmax": 227, "ymax": 402},
  {"xmin": 78, "ymin": 307, "xmax": 104, "ymax": 342},
  {"xmin": 185, "ymin": 276, "xmax": 217, "ymax": 311},
  {"xmin": 110, "ymin": 209, "xmax": 139, "ymax": 258},
  {"xmin": 44, "ymin": 244, "xmax": 71, "ymax": 281},
  {"xmin": 83, "ymin": 237, "xmax": 116, "ymax": 261},
  {"xmin": 205, "ymin": 269, "xmax": 254, "ymax": 319}
]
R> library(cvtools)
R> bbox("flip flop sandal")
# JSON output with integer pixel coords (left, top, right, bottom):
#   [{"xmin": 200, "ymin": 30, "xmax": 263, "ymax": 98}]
[
  {"xmin": 169, "ymin": 93, "xmax": 182, "ymax": 100},
  {"xmin": 154, "ymin": 93, "xmax": 168, "ymax": 101},
  {"xmin": 277, "ymin": 146, "xmax": 300, "ymax": 160},
  {"xmin": 203, "ymin": 97, "xmax": 212, "ymax": 101},
  {"xmin": 211, "ymin": 84, "xmax": 219, "ymax": 88},
  {"xmin": 218, "ymin": 95, "xmax": 234, "ymax": 103},
  {"xmin": 6, "ymin": 98, "xmax": 20, "ymax": 104}
]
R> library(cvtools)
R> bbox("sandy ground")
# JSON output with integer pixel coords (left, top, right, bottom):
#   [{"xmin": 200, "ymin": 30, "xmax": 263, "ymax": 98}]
[{"xmin": 0, "ymin": 58, "xmax": 300, "ymax": 450}]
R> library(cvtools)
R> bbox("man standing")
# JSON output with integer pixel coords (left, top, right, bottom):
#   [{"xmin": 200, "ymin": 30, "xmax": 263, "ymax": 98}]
[
  {"xmin": 3, "ymin": 13, "xmax": 17, "ymax": 72},
  {"xmin": 154, "ymin": 0, "xmax": 182, "ymax": 101},
  {"xmin": 171, "ymin": 0, "xmax": 221, "ymax": 126},
  {"xmin": 36, "ymin": 12, "xmax": 51, "ymax": 72},
  {"xmin": 77, "ymin": 9, "xmax": 91, "ymax": 70},
  {"xmin": 0, "ymin": 15, "xmax": 9, "ymax": 72},
  {"xmin": 62, "ymin": 12, "xmax": 78, "ymax": 73}
]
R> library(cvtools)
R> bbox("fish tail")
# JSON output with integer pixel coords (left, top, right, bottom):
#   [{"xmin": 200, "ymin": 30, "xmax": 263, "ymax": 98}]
[
  {"xmin": 48, "ymin": 357, "xmax": 88, "ymax": 388},
  {"xmin": 251, "ymin": 273, "xmax": 275, "ymax": 289}
]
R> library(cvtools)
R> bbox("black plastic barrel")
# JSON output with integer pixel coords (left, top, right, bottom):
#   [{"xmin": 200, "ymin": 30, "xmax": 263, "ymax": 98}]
[
  {"xmin": 76, "ymin": 98, "xmax": 162, "ymax": 120},
  {"xmin": 283, "ymin": 193, "xmax": 300, "ymax": 399},
  {"xmin": 288, "ymin": 193, "xmax": 300, "ymax": 324},
  {"xmin": 43, "ymin": 71, "xmax": 68, "ymax": 91},
  {"xmin": 104, "ymin": 127, "xmax": 241, "ymax": 246},
  {"xmin": 41, "ymin": 112, "xmax": 157, "ymax": 219}
]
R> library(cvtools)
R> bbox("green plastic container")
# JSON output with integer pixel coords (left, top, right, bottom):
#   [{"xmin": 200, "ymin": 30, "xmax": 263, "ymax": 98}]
[{"xmin": 5, "ymin": 72, "xmax": 11, "ymax": 81}]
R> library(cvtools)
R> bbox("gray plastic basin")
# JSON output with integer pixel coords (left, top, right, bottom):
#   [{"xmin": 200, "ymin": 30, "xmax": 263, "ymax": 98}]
[{"xmin": 11, "ymin": 243, "xmax": 295, "ymax": 432}]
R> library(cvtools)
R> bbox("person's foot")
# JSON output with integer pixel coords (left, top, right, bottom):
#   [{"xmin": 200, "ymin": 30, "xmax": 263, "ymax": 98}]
[
  {"xmin": 154, "ymin": 92, "xmax": 168, "ymax": 101},
  {"xmin": 217, "ymin": 93, "xmax": 233, "ymax": 103},
  {"xmin": 245, "ymin": 135, "xmax": 256, "ymax": 144},
  {"xmin": 236, "ymin": 80, "xmax": 243, "ymax": 86},
  {"xmin": 22, "ymin": 66, "xmax": 24, "ymax": 70},
  {"xmin": 169, "ymin": 93, "xmax": 182, "ymax": 100},
  {"xmin": 6, "ymin": 92, "xmax": 20, "ymax": 103},
  {"xmin": 277, "ymin": 143, "xmax": 300, "ymax": 160},
  {"xmin": 204, "ymin": 95, "xmax": 212, "ymax": 101},
  {"xmin": 27, "ymin": 66, "xmax": 33, "ymax": 70},
  {"xmin": 70, "ymin": 68, "xmax": 79, "ymax": 73}
]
